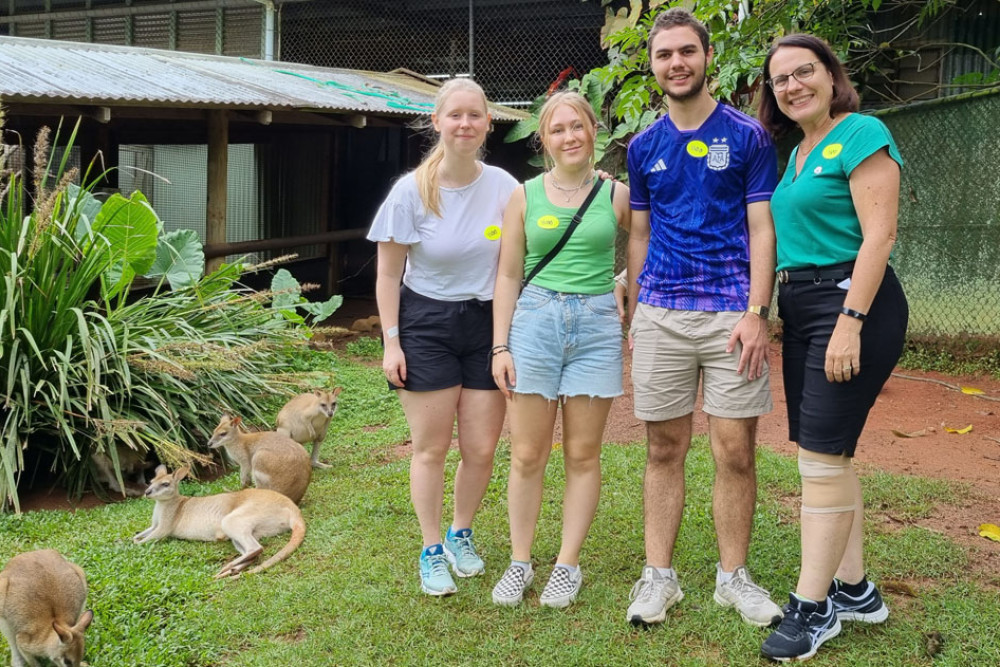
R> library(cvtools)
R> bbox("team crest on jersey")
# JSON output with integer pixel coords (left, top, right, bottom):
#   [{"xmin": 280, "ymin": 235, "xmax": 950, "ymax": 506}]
[{"xmin": 707, "ymin": 138, "xmax": 730, "ymax": 171}]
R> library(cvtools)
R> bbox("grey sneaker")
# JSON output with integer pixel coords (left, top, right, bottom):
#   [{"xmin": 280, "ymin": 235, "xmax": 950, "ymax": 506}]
[
  {"xmin": 539, "ymin": 566, "xmax": 583, "ymax": 608},
  {"xmin": 492, "ymin": 564, "xmax": 534, "ymax": 606},
  {"xmin": 714, "ymin": 565, "xmax": 783, "ymax": 627},
  {"xmin": 626, "ymin": 565, "xmax": 684, "ymax": 625}
]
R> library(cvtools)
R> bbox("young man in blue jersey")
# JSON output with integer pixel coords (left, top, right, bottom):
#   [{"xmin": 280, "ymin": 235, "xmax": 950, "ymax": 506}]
[{"xmin": 624, "ymin": 8, "xmax": 782, "ymax": 629}]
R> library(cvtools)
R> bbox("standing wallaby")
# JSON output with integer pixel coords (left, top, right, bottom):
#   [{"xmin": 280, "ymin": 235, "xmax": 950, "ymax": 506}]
[
  {"xmin": 134, "ymin": 465, "xmax": 306, "ymax": 579},
  {"xmin": 275, "ymin": 387, "xmax": 342, "ymax": 469},
  {"xmin": 207, "ymin": 415, "xmax": 312, "ymax": 504},
  {"xmin": 0, "ymin": 549, "xmax": 93, "ymax": 667}
]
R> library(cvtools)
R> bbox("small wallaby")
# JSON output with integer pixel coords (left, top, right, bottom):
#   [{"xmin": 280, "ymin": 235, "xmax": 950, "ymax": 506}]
[
  {"xmin": 207, "ymin": 415, "xmax": 312, "ymax": 504},
  {"xmin": 275, "ymin": 387, "xmax": 342, "ymax": 469},
  {"xmin": 92, "ymin": 444, "xmax": 153, "ymax": 498},
  {"xmin": 0, "ymin": 549, "xmax": 94, "ymax": 667},
  {"xmin": 134, "ymin": 465, "xmax": 306, "ymax": 579}
]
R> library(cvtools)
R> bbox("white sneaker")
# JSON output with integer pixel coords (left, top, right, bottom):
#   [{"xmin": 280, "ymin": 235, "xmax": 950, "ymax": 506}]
[
  {"xmin": 626, "ymin": 565, "xmax": 683, "ymax": 625},
  {"xmin": 713, "ymin": 564, "xmax": 783, "ymax": 627}
]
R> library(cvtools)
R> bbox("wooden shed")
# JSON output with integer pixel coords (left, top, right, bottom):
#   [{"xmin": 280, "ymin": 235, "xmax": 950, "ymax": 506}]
[{"xmin": 0, "ymin": 35, "xmax": 529, "ymax": 295}]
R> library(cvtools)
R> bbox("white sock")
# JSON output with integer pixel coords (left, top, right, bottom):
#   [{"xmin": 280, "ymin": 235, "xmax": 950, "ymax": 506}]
[
  {"xmin": 511, "ymin": 560, "xmax": 532, "ymax": 573},
  {"xmin": 717, "ymin": 563, "xmax": 735, "ymax": 586},
  {"xmin": 554, "ymin": 563, "xmax": 578, "ymax": 575},
  {"xmin": 654, "ymin": 566, "xmax": 676, "ymax": 579}
]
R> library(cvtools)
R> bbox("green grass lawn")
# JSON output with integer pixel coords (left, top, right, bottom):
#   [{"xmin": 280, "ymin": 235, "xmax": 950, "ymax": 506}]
[{"xmin": 1, "ymin": 348, "xmax": 997, "ymax": 666}]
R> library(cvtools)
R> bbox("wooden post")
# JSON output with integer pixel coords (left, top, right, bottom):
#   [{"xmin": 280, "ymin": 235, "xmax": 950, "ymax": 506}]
[
  {"xmin": 324, "ymin": 131, "xmax": 338, "ymax": 297},
  {"xmin": 206, "ymin": 110, "xmax": 229, "ymax": 274}
]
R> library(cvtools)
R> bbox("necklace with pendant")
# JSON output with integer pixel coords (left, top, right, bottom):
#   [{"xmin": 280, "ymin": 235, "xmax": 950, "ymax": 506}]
[{"xmin": 550, "ymin": 170, "xmax": 594, "ymax": 203}]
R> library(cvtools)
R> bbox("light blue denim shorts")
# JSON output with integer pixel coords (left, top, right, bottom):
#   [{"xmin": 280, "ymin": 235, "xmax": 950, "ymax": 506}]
[{"xmin": 507, "ymin": 284, "xmax": 623, "ymax": 401}]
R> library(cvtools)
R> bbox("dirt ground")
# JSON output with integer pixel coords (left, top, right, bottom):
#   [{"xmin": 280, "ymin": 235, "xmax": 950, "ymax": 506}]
[
  {"xmin": 599, "ymin": 341, "xmax": 1000, "ymax": 569},
  {"xmin": 17, "ymin": 299, "xmax": 1000, "ymax": 572}
]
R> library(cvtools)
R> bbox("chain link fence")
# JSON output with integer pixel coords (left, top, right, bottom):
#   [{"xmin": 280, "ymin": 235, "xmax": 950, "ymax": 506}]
[
  {"xmin": 278, "ymin": 0, "xmax": 618, "ymax": 107},
  {"xmin": 878, "ymin": 88, "xmax": 1000, "ymax": 337}
]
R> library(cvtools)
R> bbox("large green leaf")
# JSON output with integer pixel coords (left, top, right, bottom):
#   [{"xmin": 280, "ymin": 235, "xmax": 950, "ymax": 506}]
[
  {"xmin": 270, "ymin": 268, "xmax": 303, "ymax": 312},
  {"xmin": 66, "ymin": 183, "xmax": 104, "ymax": 242},
  {"xmin": 147, "ymin": 229, "xmax": 205, "ymax": 290},
  {"xmin": 300, "ymin": 295, "xmax": 344, "ymax": 323},
  {"xmin": 504, "ymin": 115, "xmax": 539, "ymax": 143},
  {"xmin": 93, "ymin": 192, "xmax": 160, "ymax": 299}
]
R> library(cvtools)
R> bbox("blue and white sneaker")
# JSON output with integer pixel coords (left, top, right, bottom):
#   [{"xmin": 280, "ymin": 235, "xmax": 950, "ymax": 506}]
[
  {"xmin": 761, "ymin": 594, "xmax": 841, "ymax": 662},
  {"xmin": 444, "ymin": 527, "xmax": 485, "ymax": 577},
  {"xmin": 829, "ymin": 578, "xmax": 889, "ymax": 623},
  {"xmin": 419, "ymin": 544, "xmax": 457, "ymax": 596}
]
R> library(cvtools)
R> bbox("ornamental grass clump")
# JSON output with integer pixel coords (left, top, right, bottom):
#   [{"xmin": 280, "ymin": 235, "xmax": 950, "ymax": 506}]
[{"xmin": 0, "ymin": 119, "xmax": 333, "ymax": 510}]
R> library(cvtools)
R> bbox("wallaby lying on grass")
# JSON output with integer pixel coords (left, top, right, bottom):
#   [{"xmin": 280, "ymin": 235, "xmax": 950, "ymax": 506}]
[
  {"xmin": 134, "ymin": 465, "xmax": 306, "ymax": 579},
  {"xmin": 275, "ymin": 387, "xmax": 342, "ymax": 469},
  {"xmin": 207, "ymin": 415, "xmax": 311, "ymax": 504},
  {"xmin": 0, "ymin": 549, "xmax": 94, "ymax": 667}
]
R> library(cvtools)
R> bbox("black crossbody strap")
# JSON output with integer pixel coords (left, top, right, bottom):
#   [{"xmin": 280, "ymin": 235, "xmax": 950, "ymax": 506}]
[{"xmin": 522, "ymin": 179, "xmax": 603, "ymax": 289}]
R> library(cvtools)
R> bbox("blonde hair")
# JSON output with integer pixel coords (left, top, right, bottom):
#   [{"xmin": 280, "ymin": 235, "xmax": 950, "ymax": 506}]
[
  {"xmin": 413, "ymin": 78, "xmax": 490, "ymax": 217},
  {"xmin": 536, "ymin": 91, "xmax": 599, "ymax": 171}
]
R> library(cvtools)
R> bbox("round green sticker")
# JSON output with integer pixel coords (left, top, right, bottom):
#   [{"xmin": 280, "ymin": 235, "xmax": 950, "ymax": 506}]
[
  {"xmin": 484, "ymin": 225, "xmax": 501, "ymax": 240},
  {"xmin": 687, "ymin": 140, "xmax": 709, "ymax": 158},
  {"xmin": 537, "ymin": 215, "xmax": 560, "ymax": 230},
  {"xmin": 822, "ymin": 144, "xmax": 843, "ymax": 159}
]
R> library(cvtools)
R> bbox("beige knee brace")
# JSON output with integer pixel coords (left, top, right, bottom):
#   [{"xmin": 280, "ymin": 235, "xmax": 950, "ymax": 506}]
[{"xmin": 798, "ymin": 450, "xmax": 857, "ymax": 514}]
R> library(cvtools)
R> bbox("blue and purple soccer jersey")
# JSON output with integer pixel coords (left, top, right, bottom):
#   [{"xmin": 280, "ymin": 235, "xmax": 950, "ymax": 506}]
[{"xmin": 627, "ymin": 103, "xmax": 777, "ymax": 312}]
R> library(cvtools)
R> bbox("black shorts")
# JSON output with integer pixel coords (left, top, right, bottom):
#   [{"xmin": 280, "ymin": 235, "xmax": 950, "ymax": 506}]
[
  {"xmin": 778, "ymin": 265, "xmax": 908, "ymax": 457},
  {"xmin": 391, "ymin": 286, "xmax": 498, "ymax": 392}
]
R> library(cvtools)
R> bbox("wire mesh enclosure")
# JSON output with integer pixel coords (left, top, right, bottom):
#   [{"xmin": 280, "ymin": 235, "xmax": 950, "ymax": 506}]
[
  {"xmin": 880, "ymin": 89, "xmax": 1000, "ymax": 336},
  {"xmin": 278, "ymin": 0, "xmax": 617, "ymax": 106}
]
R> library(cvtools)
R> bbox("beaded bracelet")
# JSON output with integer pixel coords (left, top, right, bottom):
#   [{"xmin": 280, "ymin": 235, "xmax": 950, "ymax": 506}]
[{"xmin": 840, "ymin": 307, "xmax": 867, "ymax": 321}]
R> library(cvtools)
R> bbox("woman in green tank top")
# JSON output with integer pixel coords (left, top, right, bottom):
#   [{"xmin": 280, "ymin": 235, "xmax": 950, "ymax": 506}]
[{"xmin": 488, "ymin": 92, "xmax": 631, "ymax": 608}]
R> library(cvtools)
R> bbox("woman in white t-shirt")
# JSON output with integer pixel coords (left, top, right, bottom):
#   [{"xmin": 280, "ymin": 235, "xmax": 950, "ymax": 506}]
[{"xmin": 367, "ymin": 78, "xmax": 517, "ymax": 596}]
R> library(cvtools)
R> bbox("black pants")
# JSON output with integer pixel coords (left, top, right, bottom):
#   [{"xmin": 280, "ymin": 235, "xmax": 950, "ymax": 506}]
[{"xmin": 778, "ymin": 266, "xmax": 908, "ymax": 456}]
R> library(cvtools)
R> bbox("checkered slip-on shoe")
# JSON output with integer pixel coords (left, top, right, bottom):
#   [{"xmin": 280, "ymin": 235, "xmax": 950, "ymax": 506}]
[
  {"xmin": 492, "ymin": 564, "xmax": 534, "ymax": 606},
  {"xmin": 539, "ymin": 566, "xmax": 582, "ymax": 609}
]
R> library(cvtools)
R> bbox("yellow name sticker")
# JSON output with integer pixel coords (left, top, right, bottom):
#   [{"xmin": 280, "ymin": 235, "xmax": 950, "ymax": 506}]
[
  {"xmin": 483, "ymin": 225, "xmax": 501, "ymax": 241},
  {"xmin": 822, "ymin": 143, "xmax": 843, "ymax": 159},
  {"xmin": 687, "ymin": 140, "xmax": 709, "ymax": 158},
  {"xmin": 537, "ymin": 215, "xmax": 560, "ymax": 230}
]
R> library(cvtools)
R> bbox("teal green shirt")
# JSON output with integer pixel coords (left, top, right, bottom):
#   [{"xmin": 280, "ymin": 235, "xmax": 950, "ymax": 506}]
[
  {"xmin": 523, "ymin": 175, "xmax": 617, "ymax": 294},
  {"xmin": 771, "ymin": 113, "xmax": 903, "ymax": 271}
]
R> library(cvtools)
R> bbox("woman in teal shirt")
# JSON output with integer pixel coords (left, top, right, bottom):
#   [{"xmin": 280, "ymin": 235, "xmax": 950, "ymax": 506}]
[{"xmin": 756, "ymin": 34, "xmax": 909, "ymax": 662}]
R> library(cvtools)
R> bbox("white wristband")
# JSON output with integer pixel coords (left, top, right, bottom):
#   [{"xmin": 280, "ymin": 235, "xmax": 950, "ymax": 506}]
[{"xmin": 385, "ymin": 326, "xmax": 399, "ymax": 339}]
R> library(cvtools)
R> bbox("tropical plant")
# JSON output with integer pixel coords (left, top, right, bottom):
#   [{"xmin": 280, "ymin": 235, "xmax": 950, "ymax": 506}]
[{"xmin": 0, "ymin": 119, "xmax": 339, "ymax": 510}]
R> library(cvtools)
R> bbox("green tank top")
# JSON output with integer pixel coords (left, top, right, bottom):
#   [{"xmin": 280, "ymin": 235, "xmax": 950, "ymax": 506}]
[{"xmin": 522, "ymin": 174, "xmax": 617, "ymax": 294}]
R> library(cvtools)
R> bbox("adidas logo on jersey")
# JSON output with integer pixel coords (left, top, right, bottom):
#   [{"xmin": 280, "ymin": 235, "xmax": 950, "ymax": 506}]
[{"xmin": 649, "ymin": 158, "xmax": 667, "ymax": 173}]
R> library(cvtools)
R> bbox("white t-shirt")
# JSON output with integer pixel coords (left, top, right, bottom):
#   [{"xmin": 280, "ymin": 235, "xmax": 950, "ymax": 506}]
[{"xmin": 367, "ymin": 163, "xmax": 518, "ymax": 301}]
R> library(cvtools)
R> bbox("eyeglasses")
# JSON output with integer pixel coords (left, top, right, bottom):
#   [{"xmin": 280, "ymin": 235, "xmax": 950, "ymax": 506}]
[{"xmin": 766, "ymin": 61, "xmax": 820, "ymax": 91}]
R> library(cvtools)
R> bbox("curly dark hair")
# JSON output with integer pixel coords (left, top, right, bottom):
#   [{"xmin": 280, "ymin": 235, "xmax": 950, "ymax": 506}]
[{"xmin": 647, "ymin": 7, "xmax": 710, "ymax": 55}]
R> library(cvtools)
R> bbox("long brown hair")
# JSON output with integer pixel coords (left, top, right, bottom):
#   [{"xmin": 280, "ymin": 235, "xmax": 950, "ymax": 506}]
[
  {"xmin": 413, "ymin": 78, "xmax": 489, "ymax": 217},
  {"xmin": 757, "ymin": 34, "xmax": 859, "ymax": 138}
]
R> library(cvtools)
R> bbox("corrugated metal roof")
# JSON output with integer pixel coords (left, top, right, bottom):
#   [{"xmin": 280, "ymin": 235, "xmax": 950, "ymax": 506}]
[{"xmin": 0, "ymin": 35, "xmax": 528, "ymax": 122}]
